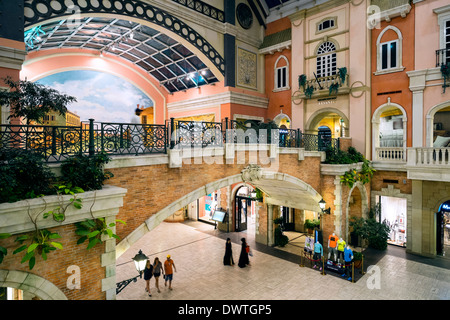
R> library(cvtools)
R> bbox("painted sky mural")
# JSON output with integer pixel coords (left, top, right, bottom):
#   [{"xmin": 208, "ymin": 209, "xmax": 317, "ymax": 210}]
[{"xmin": 37, "ymin": 70, "xmax": 153, "ymax": 123}]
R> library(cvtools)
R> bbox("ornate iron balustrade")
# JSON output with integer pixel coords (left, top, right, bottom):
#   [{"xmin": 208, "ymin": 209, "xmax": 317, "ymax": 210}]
[
  {"xmin": 172, "ymin": 120, "xmax": 223, "ymax": 148},
  {"xmin": 171, "ymin": 0, "xmax": 225, "ymax": 22},
  {"xmin": 0, "ymin": 124, "xmax": 86, "ymax": 162},
  {"xmin": 1, "ymin": 119, "xmax": 341, "ymax": 162},
  {"xmin": 436, "ymin": 48, "xmax": 450, "ymax": 67}
]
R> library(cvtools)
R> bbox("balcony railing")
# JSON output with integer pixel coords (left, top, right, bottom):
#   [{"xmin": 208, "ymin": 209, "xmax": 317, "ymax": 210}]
[
  {"xmin": 375, "ymin": 147, "xmax": 405, "ymax": 162},
  {"xmin": 0, "ymin": 118, "xmax": 340, "ymax": 163},
  {"xmin": 407, "ymin": 147, "xmax": 450, "ymax": 166},
  {"xmin": 436, "ymin": 48, "xmax": 450, "ymax": 67}
]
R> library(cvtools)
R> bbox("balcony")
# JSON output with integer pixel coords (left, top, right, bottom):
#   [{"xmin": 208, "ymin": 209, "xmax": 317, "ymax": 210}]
[
  {"xmin": 295, "ymin": 71, "xmax": 349, "ymax": 100},
  {"xmin": 436, "ymin": 48, "xmax": 450, "ymax": 67},
  {"xmin": 406, "ymin": 147, "xmax": 450, "ymax": 182}
]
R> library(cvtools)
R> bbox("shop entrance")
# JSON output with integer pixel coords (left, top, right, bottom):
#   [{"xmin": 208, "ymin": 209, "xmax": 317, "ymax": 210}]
[
  {"xmin": 437, "ymin": 200, "xmax": 450, "ymax": 257},
  {"xmin": 377, "ymin": 196, "xmax": 407, "ymax": 247},
  {"xmin": 234, "ymin": 186, "xmax": 256, "ymax": 232}
]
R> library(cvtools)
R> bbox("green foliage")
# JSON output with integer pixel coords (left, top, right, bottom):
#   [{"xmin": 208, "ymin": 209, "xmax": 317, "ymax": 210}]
[
  {"xmin": 304, "ymin": 219, "xmax": 320, "ymax": 230},
  {"xmin": 13, "ymin": 229, "xmax": 63, "ymax": 270},
  {"xmin": 324, "ymin": 146, "xmax": 375, "ymax": 188},
  {"xmin": 298, "ymin": 74, "xmax": 307, "ymax": 91},
  {"xmin": 75, "ymin": 218, "xmax": 125, "ymax": 250},
  {"xmin": 43, "ymin": 184, "xmax": 84, "ymax": 222},
  {"xmin": 255, "ymin": 188, "xmax": 264, "ymax": 201},
  {"xmin": 352, "ymin": 251, "xmax": 362, "ymax": 261},
  {"xmin": 0, "ymin": 233, "xmax": 11, "ymax": 264},
  {"xmin": 324, "ymin": 146, "xmax": 365, "ymax": 164},
  {"xmin": 60, "ymin": 152, "xmax": 114, "ymax": 191},
  {"xmin": 329, "ymin": 82, "xmax": 340, "ymax": 95},
  {"xmin": 0, "ymin": 149, "xmax": 56, "ymax": 203},
  {"xmin": 305, "ymin": 85, "xmax": 315, "ymax": 99},
  {"xmin": 338, "ymin": 67, "xmax": 347, "ymax": 84},
  {"xmin": 0, "ymin": 76, "xmax": 77, "ymax": 124},
  {"xmin": 349, "ymin": 213, "xmax": 391, "ymax": 251}
]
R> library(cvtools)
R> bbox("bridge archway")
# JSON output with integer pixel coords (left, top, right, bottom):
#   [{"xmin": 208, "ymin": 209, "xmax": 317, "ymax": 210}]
[
  {"xmin": 0, "ymin": 270, "xmax": 67, "ymax": 300},
  {"xmin": 116, "ymin": 171, "xmax": 323, "ymax": 258}
]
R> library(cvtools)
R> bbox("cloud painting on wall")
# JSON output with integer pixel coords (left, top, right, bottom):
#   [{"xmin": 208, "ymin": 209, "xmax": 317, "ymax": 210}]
[{"xmin": 37, "ymin": 70, "xmax": 153, "ymax": 123}]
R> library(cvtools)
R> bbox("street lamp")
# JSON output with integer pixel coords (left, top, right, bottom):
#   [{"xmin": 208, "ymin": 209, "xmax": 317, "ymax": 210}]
[
  {"xmin": 319, "ymin": 199, "xmax": 331, "ymax": 215},
  {"xmin": 116, "ymin": 249, "xmax": 148, "ymax": 295}
]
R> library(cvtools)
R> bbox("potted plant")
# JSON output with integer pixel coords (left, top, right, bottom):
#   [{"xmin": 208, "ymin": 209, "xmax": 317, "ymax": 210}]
[
  {"xmin": 352, "ymin": 251, "xmax": 363, "ymax": 268},
  {"xmin": 304, "ymin": 219, "xmax": 320, "ymax": 234}
]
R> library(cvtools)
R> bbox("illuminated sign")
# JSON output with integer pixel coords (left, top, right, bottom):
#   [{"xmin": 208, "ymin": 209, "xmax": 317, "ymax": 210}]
[{"xmin": 439, "ymin": 202, "xmax": 450, "ymax": 212}]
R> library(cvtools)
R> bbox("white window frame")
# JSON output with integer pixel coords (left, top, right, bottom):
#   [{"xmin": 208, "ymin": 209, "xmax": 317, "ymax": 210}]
[
  {"xmin": 380, "ymin": 39, "xmax": 399, "ymax": 70},
  {"xmin": 375, "ymin": 26, "xmax": 404, "ymax": 75},
  {"xmin": 273, "ymin": 55, "xmax": 290, "ymax": 92},
  {"xmin": 316, "ymin": 41, "xmax": 337, "ymax": 78}
]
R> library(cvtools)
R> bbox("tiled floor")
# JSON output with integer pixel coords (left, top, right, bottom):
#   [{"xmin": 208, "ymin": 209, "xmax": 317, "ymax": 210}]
[{"xmin": 116, "ymin": 220, "xmax": 450, "ymax": 301}]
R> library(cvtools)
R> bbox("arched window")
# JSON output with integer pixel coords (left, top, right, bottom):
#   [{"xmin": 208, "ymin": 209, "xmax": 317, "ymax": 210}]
[
  {"xmin": 375, "ymin": 26, "xmax": 404, "ymax": 74},
  {"xmin": 274, "ymin": 55, "xmax": 290, "ymax": 91},
  {"xmin": 316, "ymin": 41, "xmax": 336, "ymax": 78}
]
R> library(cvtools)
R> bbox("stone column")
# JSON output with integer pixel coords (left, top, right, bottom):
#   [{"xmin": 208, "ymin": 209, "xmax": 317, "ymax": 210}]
[
  {"xmin": 411, "ymin": 180, "xmax": 423, "ymax": 255},
  {"xmin": 267, "ymin": 204, "xmax": 274, "ymax": 246}
]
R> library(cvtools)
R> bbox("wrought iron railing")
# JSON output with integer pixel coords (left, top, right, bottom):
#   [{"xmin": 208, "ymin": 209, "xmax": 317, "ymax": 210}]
[
  {"xmin": 436, "ymin": 48, "xmax": 450, "ymax": 67},
  {"xmin": 170, "ymin": 0, "xmax": 225, "ymax": 22},
  {"xmin": 1, "ymin": 118, "xmax": 341, "ymax": 162}
]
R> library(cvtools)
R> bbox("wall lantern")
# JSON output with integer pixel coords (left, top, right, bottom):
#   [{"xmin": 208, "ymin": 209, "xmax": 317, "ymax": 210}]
[
  {"xmin": 116, "ymin": 249, "xmax": 148, "ymax": 295},
  {"xmin": 319, "ymin": 199, "xmax": 331, "ymax": 214}
]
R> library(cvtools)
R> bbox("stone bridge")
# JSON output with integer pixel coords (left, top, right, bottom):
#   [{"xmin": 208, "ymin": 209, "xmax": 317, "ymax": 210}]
[{"xmin": 0, "ymin": 139, "xmax": 370, "ymax": 300}]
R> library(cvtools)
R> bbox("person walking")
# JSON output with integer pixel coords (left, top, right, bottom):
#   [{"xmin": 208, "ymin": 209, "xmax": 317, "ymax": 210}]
[
  {"xmin": 153, "ymin": 257, "xmax": 164, "ymax": 293},
  {"xmin": 223, "ymin": 238, "xmax": 235, "ymax": 266},
  {"xmin": 143, "ymin": 260, "xmax": 153, "ymax": 297},
  {"xmin": 164, "ymin": 254, "xmax": 177, "ymax": 290},
  {"xmin": 238, "ymin": 238, "xmax": 250, "ymax": 268}
]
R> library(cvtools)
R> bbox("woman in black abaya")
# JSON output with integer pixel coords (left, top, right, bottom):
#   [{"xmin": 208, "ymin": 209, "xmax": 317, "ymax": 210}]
[
  {"xmin": 223, "ymin": 238, "xmax": 235, "ymax": 266},
  {"xmin": 238, "ymin": 238, "xmax": 250, "ymax": 268}
]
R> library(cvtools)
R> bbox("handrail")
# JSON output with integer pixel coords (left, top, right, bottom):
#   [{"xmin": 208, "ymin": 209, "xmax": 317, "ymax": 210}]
[{"xmin": 0, "ymin": 119, "xmax": 340, "ymax": 162}]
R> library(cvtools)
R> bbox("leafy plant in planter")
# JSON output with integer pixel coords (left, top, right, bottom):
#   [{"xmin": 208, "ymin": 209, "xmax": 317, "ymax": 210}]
[
  {"xmin": 273, "ymin": 217, "xmax": 289, "ymax": 247},
  {"xmin": 352, "ymin": 251, "xmax": 363, "ymax": 268},
  {"xmin": 349, "ymin": 212, "xmax": 391, "ymax": 251},
  {"xmin": 0, "ymin": 149, "xmax": 56, "ymax": 203},
  {"xmin": 60, "ymin": 151, "xmax": 114, "ymax": 191},
  {"xmin": 304, "ymin": 219, "xmax": 320, "ymax": 234}
]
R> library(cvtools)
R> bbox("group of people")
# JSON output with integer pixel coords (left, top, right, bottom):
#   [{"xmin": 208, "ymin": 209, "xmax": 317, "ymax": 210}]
[
  {"xmin": 143, "ymin": 254, "xmax": 177, "ymax": 297},
  {"xmin": 223, "ymin": 237, "xmax": 251, "ymax": 268}
]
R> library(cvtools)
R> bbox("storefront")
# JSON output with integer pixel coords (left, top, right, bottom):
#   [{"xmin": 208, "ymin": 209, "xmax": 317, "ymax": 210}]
[
  {"xmin": 437, "ymin": 200, "xmax": 450, "ymax": 257},
  {"xmin": 377, "ymin": 196, "xmax": 407, "ymax": 247},
  {"xmin": 234, "ymin": 186, "xmax": 256, "ymax": 232}
]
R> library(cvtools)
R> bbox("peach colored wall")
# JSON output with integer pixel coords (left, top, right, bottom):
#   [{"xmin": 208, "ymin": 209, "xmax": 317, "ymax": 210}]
[
  {"xmin": 265, "ymin": 49, "xmax": 292, "ymax": 123},
  {"xmin": 20, "ymin": 48, "xmax": 168, "ymax": 124},
  {"xmin": 414, "ymin": 0, "xmax": 444, "ymax": 71},
  {"xmin": 371, "ymin": 8, "xmax": 415, "ymax": 148},
  {"xmin": 264, "ymin": 18, "xmax": 292, "ymax": 125}
]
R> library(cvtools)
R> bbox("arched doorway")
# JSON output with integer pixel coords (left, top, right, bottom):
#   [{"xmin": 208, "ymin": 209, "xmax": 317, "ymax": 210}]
[
  {"xmin": 318, "ymin": 125, "xmax": 332, "ymax": 151},
  {"xmin": 437, "ymin": 200, "xmax": 450, "ymax": 257}
]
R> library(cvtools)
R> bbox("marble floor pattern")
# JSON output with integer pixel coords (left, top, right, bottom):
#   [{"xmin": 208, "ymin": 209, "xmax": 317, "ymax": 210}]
[{"xmin": 116, "ymin": 221, "xmax": 450, "ymax": 300}]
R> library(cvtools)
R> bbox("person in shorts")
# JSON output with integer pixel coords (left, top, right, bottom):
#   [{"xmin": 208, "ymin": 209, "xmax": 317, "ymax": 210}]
[
  {"xmin": 152, "ymin": 257, "xmax": 164, "ymax": 293},
  {"xmin": 164, "ymin": 254, "xmax": 177, "ymax": 290}
]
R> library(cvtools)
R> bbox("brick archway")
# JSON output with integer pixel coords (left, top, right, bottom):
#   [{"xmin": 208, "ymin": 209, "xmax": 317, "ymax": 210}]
[
  {"xmin": 0, "ymin": 269, "xmax": 67, "ymax": 300},
  {"xmin": 115, "ymin": 170, "xmax": 323, "ymax": 258}
]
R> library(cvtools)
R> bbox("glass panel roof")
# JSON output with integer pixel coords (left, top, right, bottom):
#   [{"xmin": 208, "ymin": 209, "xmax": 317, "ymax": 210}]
[{"xmin": 25, "ymin": 17, "xmax": 218, "ymax": 93}]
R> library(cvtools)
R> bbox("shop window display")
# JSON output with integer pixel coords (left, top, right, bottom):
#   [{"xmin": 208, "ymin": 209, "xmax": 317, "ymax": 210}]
[{"xmin": 378, "ymin": 196, "xmax": 407, "ymax": 247}]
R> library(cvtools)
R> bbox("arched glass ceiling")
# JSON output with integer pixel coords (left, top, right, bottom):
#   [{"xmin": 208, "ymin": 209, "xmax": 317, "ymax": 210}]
[{"xmin": 24, "ymin": 17, "xmax": 219, "ymax": 93}]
